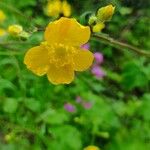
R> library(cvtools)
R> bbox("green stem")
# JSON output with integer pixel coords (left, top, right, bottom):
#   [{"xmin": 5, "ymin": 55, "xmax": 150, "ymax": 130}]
[{"xmin": 92, "ymin": 33, "xmax": 150, "ymax": 57}]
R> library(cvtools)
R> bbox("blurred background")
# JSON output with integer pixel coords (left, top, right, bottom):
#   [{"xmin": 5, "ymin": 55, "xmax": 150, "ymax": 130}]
[{"xmin": 0, "ymin": 0, "xmax": 150, "ymax": 150}]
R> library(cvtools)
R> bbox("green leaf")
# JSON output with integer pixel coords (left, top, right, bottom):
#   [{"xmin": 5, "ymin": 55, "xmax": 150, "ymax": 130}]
[
  {"xmin": 119, "ymin": 7, "xmax": 132, "ymax": 15},
  {"xmin": 48, "ymin": 125, "xmax": 82, "ymax": 150},
  {"xmin": 24, "ymin": 98, "xmax": 41, "ymax": 112},
  {"xmin": 3, "ymin": 98, "xmax": 18, "ymax": 113},
  {"xmin": 0, "ymin": 78, "xmax": 16, "ymax": 92},
  {"xmin": 38, "ymin": 109, "xmax": 69, "ymax": 125},
  {"xmin": 121, "ymin": 62, "xmax": 148, "ymax": 90},
  {"xmin": 138, "ymin": 93, "xmax": 150, "ymax": 121}
]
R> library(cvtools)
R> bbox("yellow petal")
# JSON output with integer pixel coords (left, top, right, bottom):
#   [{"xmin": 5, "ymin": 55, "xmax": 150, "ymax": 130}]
[
  {"xmin": 73, "ymin": 50, "xmax": 94, "ymax": 71},
  {"xmin": 62, "ymin": 1, "xmax": 71, "ymax": 17},
  {"xmin": 44, "ymin": 17, "xmax": 90, "ymax": 46},
  {"xmin": 84, "ymin": 145, "xmax": 100, "ymax": 150},
  {"xmin": 47, "ymin": 64, "xmax": 74, "ymax": 84},
  {"xmin": 92, "ymin": 23, "xmax": 105, "ymax": 33},
  {"xmin": 24, "ymin": 45, "xmax": 49, "ymax": 76},
  {"xmin": 47, "ymin": 0, "xmax": 61, "ymax": 17}
]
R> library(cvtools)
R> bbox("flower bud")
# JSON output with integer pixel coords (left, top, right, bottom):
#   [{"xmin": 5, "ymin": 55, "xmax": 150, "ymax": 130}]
[
  {"xmin": 97, "ymin": 4, "xmax": 115, "ymax": 22},
  {"xmin": 92, "ymin": 22, "xmax": 105, "ymax": 33},
  {"xmin": 4, "ymin": 133, "xmax": 14, "ymax": 142},
  {"xmin": 8, "ymin": 24, "xmax": 23, "ymax": 36},
  {"xmin": 88, "ymin": 15, "xmax": 97, "ymax": 25}
]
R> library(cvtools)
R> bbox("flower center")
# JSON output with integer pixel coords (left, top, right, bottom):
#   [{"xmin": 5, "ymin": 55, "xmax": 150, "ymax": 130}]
[
  {"xmin": 42, "ymin": 42, "xmax": 76, "ymax": 67},
  {"xmin": 55, "ymin": 43, "xmax": 68, "ymax": 57}
]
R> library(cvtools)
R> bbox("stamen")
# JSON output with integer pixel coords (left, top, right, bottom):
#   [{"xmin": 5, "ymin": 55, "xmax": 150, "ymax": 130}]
[{"xmin": 42, "ymin": 43, "xmax": 76, "ymax": 67}]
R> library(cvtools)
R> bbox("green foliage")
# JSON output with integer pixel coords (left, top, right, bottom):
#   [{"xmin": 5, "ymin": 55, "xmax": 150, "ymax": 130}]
[
  {"xmin": 121, "ymin": 60, "xmax": 149, "ymax": 90},
  {"xmin": 3, "ymin": 98, "xmax": 18, "ymax": 113},
  {"xmin": 48, "ymin": 125, "xmax": 82, "ymax": 150},
  {"xmin": 0, "ymin": 0, "xmax": 150, "ymax": 150}
]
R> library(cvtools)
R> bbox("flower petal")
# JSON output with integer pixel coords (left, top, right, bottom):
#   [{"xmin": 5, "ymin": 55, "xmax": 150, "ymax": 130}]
[
  {"xmin": 24, "ymin": 45, "xmax": 49, "ymax": 76},
  {"xmin": 73, "ymin": 50, "xmax": 94, "ymax": 71},
  {"xmin": 47, "ymin": 64, "xmax": 74, "ymax": 84},
  {"xmin": 62, "ymin": 1, "xmax": 71, "ymax": 17},
  {"xmin": 44, "ymin": 17, "xmax": 90, "ymax": 46}
]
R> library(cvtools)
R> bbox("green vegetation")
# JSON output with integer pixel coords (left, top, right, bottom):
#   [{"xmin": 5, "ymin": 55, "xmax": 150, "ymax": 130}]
[{"xmin": 0, "ymin": 0, "xmax": 150, "ymax": 149}]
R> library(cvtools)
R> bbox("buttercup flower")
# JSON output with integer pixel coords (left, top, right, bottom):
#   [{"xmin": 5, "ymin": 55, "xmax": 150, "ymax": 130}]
[
  {"xmin": 24, "ymin": 17, "xmax": 94, "ymax": 84},
  {"xmin": 61, "ymin": 0, "xmax": 71, "ymax": 17},
  {"xmin": 0, "ymin": 10, "xmax": 6, "ymax": 23},
  {"xmin": 47, "ymin": 0, "xmax": 71, "ymax": 18},
  {"xmin": 8, "ymin": 25, "xmax": 23, "ymax": 36},
  {"xmin": 84, "ymin": 145, "xmax": 100, "ymax": 150}
]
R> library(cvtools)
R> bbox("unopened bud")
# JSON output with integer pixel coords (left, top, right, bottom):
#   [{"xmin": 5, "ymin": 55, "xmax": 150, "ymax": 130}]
[
  {"xmin": 8, "ymin": 24, "xmax": 23, "ymax": 36},
  {"xmin": 92, "ymin": 22, "xmax": 105, "ymax": 33},
  {"xmin": 4, "ymin": 133, "xmax": 14, "ymax": 142},
  {"xmin": 97, "ymin": 4, "xmax": 115, "ymax": 22},
  {"xmin": 88, "ymin": 15, "xmax": 97, "ymax": 25}
]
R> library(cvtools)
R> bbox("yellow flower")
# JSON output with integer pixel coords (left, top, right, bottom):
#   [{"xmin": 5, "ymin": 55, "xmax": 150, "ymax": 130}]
[
  {"xmin": 47, "ymin": 0, "xmax": 61, "ymax": 17},
  {"xmin": 8, "ymin": 24, "xmax": 23, "ymax": 36},
  {"xmin": 97, "ymin": 4, "xmax": 115, "ymax": 22},
  {"xmin": 92, "ymin": 22, "xmax": 105, "ymax": 33},
  {"xmin": 61, "ymin": 0, "xmax": 71, "ymax": 17},
  {"xmin": 0, "ymin": 28, "xmax": 6, "ymax": 36},
  {"xmin": 47, "ymin": 0, "xmax": 71, "ymax": 17},
  {"xmin": 24, "ymin": 17, "xmax": 93, "ymax": 85},
  {"xmin": 84, "ymin": 145, "xmax": 100, "ymax": 150},
  {"xmin": 0, "ymin": 10, "xmax": 6, "ymax": 23}
]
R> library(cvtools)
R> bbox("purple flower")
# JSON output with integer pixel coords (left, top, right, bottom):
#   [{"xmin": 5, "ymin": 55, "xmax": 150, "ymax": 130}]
[
  {"xmin": 64, "ymin": 103, "xmax": 76, "ymax": 113},
  {"xmin": 94, "ymin": 52, "xmax": 104, "ymax": 64},
  {"xmin": 75, "ymin": 96, "xmax": 82, "ymax": 103},
  {"xmin": 80, "ymin": 43, "xmax": 90, "ymax": 50},
  {"xmin": 82, "ymin": 102, "xmax": 92, "ymax": 109},
  {"xmin": 91, "ymin": 65, "xmax": 105, "ymax": 78}
]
